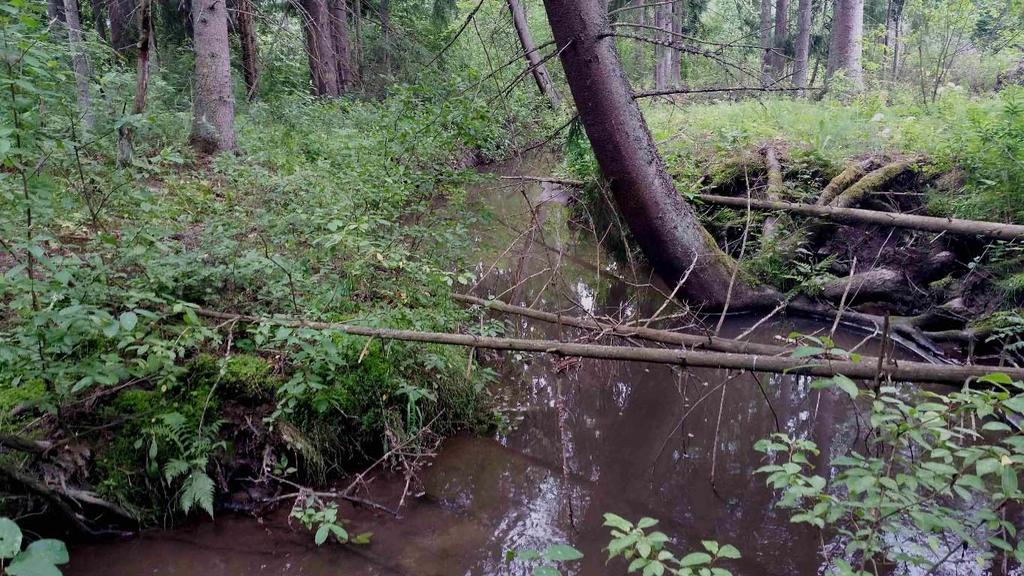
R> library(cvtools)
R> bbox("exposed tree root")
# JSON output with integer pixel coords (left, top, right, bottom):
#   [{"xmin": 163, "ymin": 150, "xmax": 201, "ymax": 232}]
[{"xmin": 819, "ymin": 251, "xmax": 954, "ymax": 301}]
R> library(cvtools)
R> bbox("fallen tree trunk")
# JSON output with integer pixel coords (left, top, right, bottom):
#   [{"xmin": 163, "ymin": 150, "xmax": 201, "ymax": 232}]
[
  {"xmin": 761, "ymin": 144, "xmax": 786, "ymax": 243},
  {"xmin": 697, "ymin": 194, "xmax": 1024, "ymax": 240},
  {"xmin": 194, "ymin": 308, "xmax": 1024, "ymax": 385},
  {"xmin": 452, "ymin": 293, "xmax": 788, "ymax": 356}
]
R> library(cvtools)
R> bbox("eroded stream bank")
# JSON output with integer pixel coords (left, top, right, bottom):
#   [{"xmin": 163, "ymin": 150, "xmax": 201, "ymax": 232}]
[{"xmin": 68, "ymin": 155, "xmax": 925, "ymax": 576}]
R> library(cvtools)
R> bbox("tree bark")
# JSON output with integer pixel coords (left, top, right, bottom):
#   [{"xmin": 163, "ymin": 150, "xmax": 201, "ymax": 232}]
[
  {"xmin": 64, "ymin": 0, "xmax": 95, "ymax": 132},
  {"xmin": 89, "ymin": 0, "xmax": 108, "ymax": 41},
  {"xmin": 108, "ymin": 0, "xmax": 137, "ymax": 54},
  {"xmin": 793, "ymin": 0, "xmax": 812, "ymax": 89},
  {"xmin": 236, "ymin": 0, "xmax": 260, "ymax": 99},
  {"xmin": 190, "ymin": 0, "xmax": 237, "ymax": 154},
  {"xmin": 759, "ymin": 0, "xmax": 773, "ymax": 84},
  {"xmin": 48, "ymin": 0, "xmax": 66, "ymax": 29},
  {"xmin": 668, "ymin": 0, "xmax": 682, "ymax": 86},
  {"xmin": 539, "ymin": 0, "xmax": 770, "ymax": 309},
  {"xmin": 299, "ymin": 0, "xmax": 339, "ymax": 97},
  {"xmin": 507, "ymin": 0, "xmax": 560, "ymax": 107},
  {"xmin": 330, "ymin": 0, "xmax": 351, "ymax": 90},
  {"xmin": 826, "ymin": 0, "xmax": 864, "ymax": 90},
  {"xmin": 116, "ymin": 0, "xmax": 151, "ymax": 166},
  {"xmin": 771, "ymin": 0, "xmax": 788, "ymax": 79},
  {"xmin": 654, "ymin": 2, "xmax": 671, "ymax": 89}
]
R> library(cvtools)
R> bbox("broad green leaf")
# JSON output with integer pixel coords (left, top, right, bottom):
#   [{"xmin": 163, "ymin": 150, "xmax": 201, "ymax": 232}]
[
  {"xmin": 542, "ymin": 544, "xmax": 583, "ymax": 562},
  {"xmin": 677, "ymin": 552, "xmax": 712, "ymax": 567},
  {"xmin": 717, "ymin": 544, "xmax": 741, "ymax": 559},
  {"xmin": 0, "ymin": 518, "xmax": 23, "ymax": 559}
]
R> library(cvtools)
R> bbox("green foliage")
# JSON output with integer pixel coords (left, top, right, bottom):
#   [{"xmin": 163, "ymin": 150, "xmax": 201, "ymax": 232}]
[
  {"xmin": 506, "ymin": 543, "xmax": 584, "ymax": 576},
  {"xmin": 0, "ymin": 517, "xmax": 69, "ymax": 576},
  {"xmin": 754, "ymin": 373, "xmax": 1024, "ymax": 572},
  {"xmin": 289, "ymin": 496, "xmax": 371, "ymax": 546},
  {"xmin": 603, "ymin": 514, "xmax": 740, "ymax": 576}
]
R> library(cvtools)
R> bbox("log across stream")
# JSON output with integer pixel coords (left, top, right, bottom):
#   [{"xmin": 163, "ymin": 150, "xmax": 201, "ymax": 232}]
[{"xmin": 65, "ymin": 155, "xmax": 985, "ymax": 575}]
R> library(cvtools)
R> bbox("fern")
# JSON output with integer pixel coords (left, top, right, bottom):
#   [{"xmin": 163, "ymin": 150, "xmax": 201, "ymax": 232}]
[{"xmin": 179, "ymin": 471, "xmax": 215, "ymax": 517}]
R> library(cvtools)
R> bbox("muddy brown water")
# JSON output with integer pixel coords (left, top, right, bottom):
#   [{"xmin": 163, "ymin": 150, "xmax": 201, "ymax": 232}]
[{"xmin": 68, "ymin": 156, "xmax": 916, "ymax": 576}]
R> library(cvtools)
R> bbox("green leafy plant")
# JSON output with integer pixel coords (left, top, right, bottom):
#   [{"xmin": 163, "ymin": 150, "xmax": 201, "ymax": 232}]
[
  {"xmin": 603, "ymin": 514, "xmax": 740, "ymax": 576},
  {"xmin": 289, "ymin": 496, "xmax": 371, "ymax": 546},
  {"xmin": 755, "ymin": 372, "xmax": 1024, "ymax": 574},
  {"xmin": 0, "ymin": 517, "xmax": 69, "ymax": 576},
  {"xmin": 506, "ymin": 543, "xmax": 584, "ymax": 576}
]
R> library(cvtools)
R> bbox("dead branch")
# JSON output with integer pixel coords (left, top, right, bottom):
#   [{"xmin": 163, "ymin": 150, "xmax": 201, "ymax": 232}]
[
  {"xmin": 697, "ymin": 194, "xmax": 1024, "ymax": 240},
  {"xmin": 193, "ymin": 307, "xmax": 1024, "ymax": 385}
]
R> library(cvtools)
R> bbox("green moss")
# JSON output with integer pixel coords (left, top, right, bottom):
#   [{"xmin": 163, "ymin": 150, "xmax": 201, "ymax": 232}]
[
  {"xmin": 0, "ymin": 380, "xmax": 46, "ymax": 417},
  {"xmin": 187, "ymin": 353, "xmax": 279, "ymax": 402}
]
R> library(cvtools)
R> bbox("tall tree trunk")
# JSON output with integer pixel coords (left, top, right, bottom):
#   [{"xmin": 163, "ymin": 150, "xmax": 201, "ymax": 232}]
[
  {"xmin": 89, "ymin": 0, "xmax": 108, "ymax": 41},
  {"xmin": 507, "ymin": 0, "xmax": 560, "ymax": 107},
  {"xmin": 759, "ymin": 0, "xmax": 773, "ymax": 84},
  {"xmin": 116, "ymin": 0, "xmax": 151, "ymax": 166},
  {"xmin": 190, "ymin": 0, "xmax": 237, "ymax": 153},
  {"xmin": 539, "ymin": 0, "xmax": 769, "ymax": 309},
  {"xmin": 300, "ymin": 0, "xmax": 339, "ymax": 96},
  {"xmin": 64, "ymin": 0, "xmax": 95, "ymax": 132},
  {"xmin": 48, "ymin": 0, "xmax": 66, "ymax": 29},
  {"xmin": 771, "ymin": 0, "xmax": 788, "ymax": 79},
  {"xmin": 793, "ymin": 0, "xmax": 812, "ymax": 89},
  {"xmin": 888, "ymin": 0, "xmax": 903, "ymax": 83},
  {"xmin": 330, "ymin": 0, "xmax": 351, "ymax": 90},
  {"xmin": 653, "ymin": 1, "xmax": 671, "ymax": 89},
  {"xmin": 826, "ymin": 0, "xmax": 864, "ymax": 90},
  {"xmin": 352, "ymin": 0, "xmax": 362, "ymax": 83},
  {"xmin": 668, "ymin": 0, "xmax": 682, "ymax": 85},
  {"xmin": 380, "ymin": 0, "xmax": 390, "ymax": 75},
  {"xmin": 108, "ymin": 0, "xmax": 138, "ymax": 54},
  {"xmin": 236, "ymin": 0, "xmax": 260, "ymax": 99}
]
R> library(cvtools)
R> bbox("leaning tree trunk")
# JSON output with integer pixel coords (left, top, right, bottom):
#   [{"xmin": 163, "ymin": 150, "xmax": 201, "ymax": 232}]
[
  {"xmin": 759, "ymin": 0, "xmax": 773, "ymax": 85},
  {"xmin": 190, "ymin": 0, "xmax": 236, "ymax": 153},
  {"xmin": 330, "ymin": 0, "xmax": 351, "ymax": 90},
  {"xmin": 771, "ymin": 0, "xmax": 788, "ymax": 79},
  {"xmin": 63, "ymin": 0, "xmax": 94, "ymax": 132},
  {"xmin": 826, "ymin": 0, "xmax": 864, "ymax": 90},
  {"xmin": 299, "ymin": 0, "xmax": 339, "ymax": 97},
  {"xmin": 116, "ymin": 0, "xmax": 151, "ymax": 166},
  {"xmin": 793, "ymin": 0, "xmax": 812, "ymax": 89},
  {"xmin": 507, "ymin": 0, "xmax": 560, "ymax": 107},
  {"xmin": 539, "ymin": 0, "xmax": 770, "ymax": 309},
  {"xmin": 236, "ymin": 0, "xmax": 260, "ymax": 99}
]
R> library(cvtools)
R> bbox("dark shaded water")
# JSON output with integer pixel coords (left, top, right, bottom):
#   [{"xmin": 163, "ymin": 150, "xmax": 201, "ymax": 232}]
[{"xmin": 67, "ymin": 156, "xmax": 910, "ymax": 575}]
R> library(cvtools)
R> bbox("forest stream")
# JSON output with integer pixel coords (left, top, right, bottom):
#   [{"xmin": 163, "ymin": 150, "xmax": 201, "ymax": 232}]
[{"xmin": 64, "ymin": 156, "xmax": 956, "ymax": 576}]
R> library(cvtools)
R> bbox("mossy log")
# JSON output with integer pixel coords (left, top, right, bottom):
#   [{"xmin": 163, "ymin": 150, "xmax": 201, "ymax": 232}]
[
  {"xmin": 816, "ymin": 157, "xmax": 882, "ymax": 206},
  {"xmin": 830, "ymin": 156, "xmax": 927, "ymax": 208}
]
